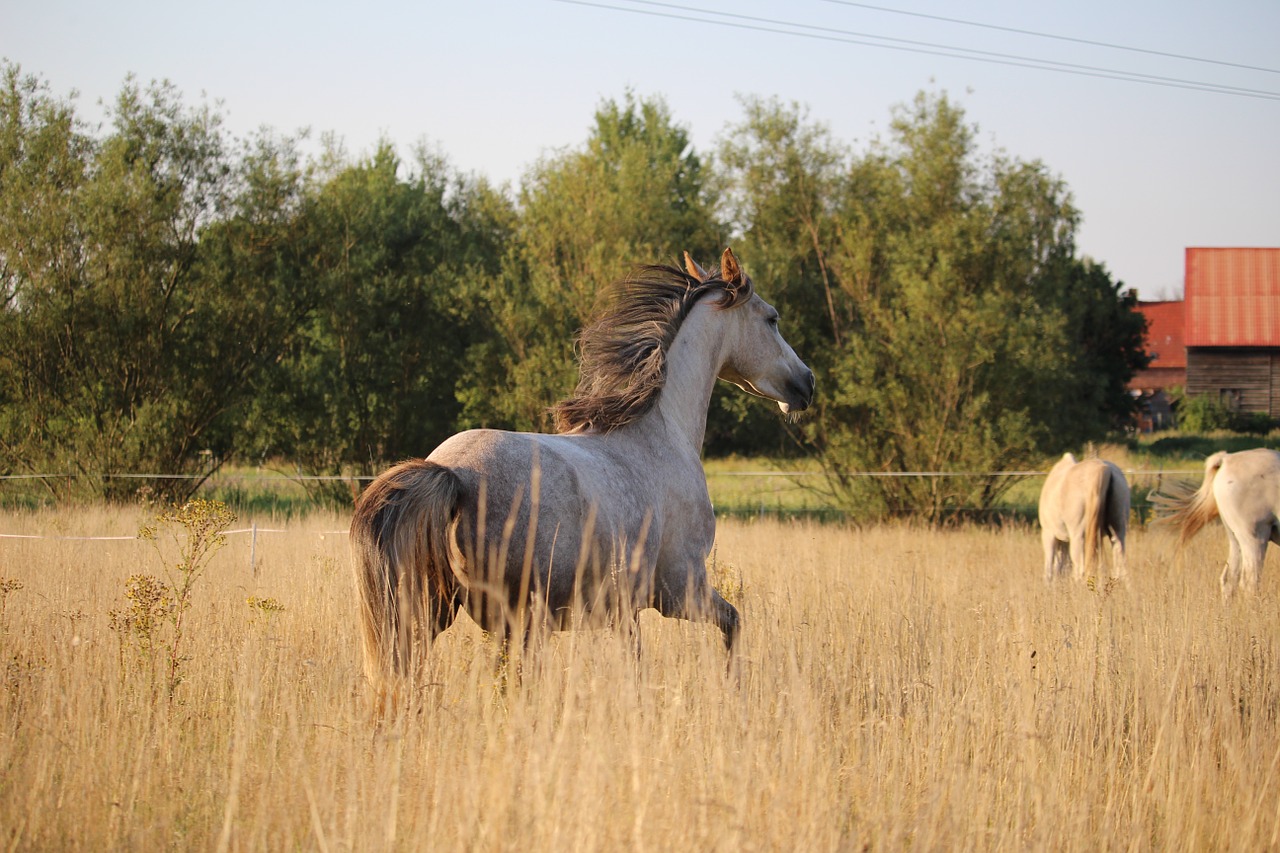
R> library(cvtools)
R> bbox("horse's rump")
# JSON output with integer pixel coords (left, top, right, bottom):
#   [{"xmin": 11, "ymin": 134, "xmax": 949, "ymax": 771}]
[
  {"xmin": 350, "ymin": 459, "xmax": 464, "ymax": 697},
  {"xmin": 1081, "ymin": 462, "xmax": 1109, "ymax": 577}
]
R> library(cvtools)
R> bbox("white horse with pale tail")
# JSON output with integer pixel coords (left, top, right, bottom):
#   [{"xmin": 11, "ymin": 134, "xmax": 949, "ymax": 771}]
[
  {"xmin": 1038, "ymin": 453, "xmax": 1130, "ymax": 583},
  {"xmin": 350, "ymin": 248, "xmax": 814, "ymax": 704},
  {"xmin": 1154, "ymin": 447, "xmax": 1280, "ymax": 598}
]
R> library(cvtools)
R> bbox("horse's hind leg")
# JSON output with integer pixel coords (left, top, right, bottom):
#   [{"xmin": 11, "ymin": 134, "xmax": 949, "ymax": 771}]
[
  {"xmin": 1239, "ymin": 523, "xmax": 1270, "ymax": 594},
  {"xmin": 1221, "ymin": 528, "xmax": 1243, "ymax": 600},
  {"xmin": 1041, "ymin": 531, "xmax": 1060, "ymax": 583},
  {"xmin": 1109, "ymin": 529, "xmax": 1127, "ymax": 581},
  {"xmin": 1068, "ymin": 531, "xmax": 1089, "ymax": 583},
  {"xmin": 407, "ymin": 590, "xmax": 462, "ymax": 692},
  {"xmin": 628, "ymin": 610, "xmax": 644, "ymax": 662}
]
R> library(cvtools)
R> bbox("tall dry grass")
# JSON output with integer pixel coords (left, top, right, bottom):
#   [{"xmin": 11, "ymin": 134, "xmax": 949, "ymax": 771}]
[{"xmin": 1, "ymin": 505, "xmax": 1277, "ymax": 851}]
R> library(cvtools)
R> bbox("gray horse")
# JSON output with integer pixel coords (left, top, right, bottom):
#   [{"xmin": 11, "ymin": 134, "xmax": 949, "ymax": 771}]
[{"xmin": 350, "ymin": 248, "xmax": 814, "ymax": 702}]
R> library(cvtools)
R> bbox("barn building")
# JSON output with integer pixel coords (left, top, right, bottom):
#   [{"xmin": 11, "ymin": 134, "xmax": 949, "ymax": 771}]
[
  {"xmin": 1184, "ymin": 247, "xmax": 1280, "ymax": 420},
  {"xmin": 1128, "ymin": 299, "xmax": 1186, "ymax": 431}
]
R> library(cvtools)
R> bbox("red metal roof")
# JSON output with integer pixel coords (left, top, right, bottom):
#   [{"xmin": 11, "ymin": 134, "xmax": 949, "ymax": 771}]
[
  {"xmin": 1136, "ymin": 300, "xmax": 1186, "ymax": 368},
  {"xmin": 1184, "ymin": 247, "xmax": 1280, "ymax": 347}
]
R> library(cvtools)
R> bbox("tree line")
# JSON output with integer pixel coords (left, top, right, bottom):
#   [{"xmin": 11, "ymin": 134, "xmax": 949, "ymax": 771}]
[{"xmin": 0, "ymin": 63, "xmax": 1147, "ymax": 519}]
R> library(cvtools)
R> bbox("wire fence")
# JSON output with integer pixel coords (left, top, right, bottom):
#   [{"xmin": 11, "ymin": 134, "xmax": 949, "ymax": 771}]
[
  {"xmin": 0, "ymin": 466, "xmax": 1207, "ymax": 542},
  {"xmin": 0, "ymin": 522, "xmax": 297, "ymax": 577}
]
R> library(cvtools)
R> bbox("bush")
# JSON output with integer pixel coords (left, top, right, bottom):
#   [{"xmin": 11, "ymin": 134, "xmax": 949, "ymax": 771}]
[
  {"xmin": 1176, "ymin": 394, "xmax": 1234, "ymax": 433},
  {"xmin": 1231, "ymin": 410, "xmax": 1276, "ymax": 436}
]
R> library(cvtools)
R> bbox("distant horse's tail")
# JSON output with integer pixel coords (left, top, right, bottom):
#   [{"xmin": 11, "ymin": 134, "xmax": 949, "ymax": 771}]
[
  {"xmin": 1152, "ymin": 451, "xmax": 1228, "ymax": 546},
  {"xmin": 350, "ymin": 459, "xmax": 464, "ymax": 706},
  {"xmin": 1082, "ymin": 463, "xmax": 1110, "ymax": 578}
]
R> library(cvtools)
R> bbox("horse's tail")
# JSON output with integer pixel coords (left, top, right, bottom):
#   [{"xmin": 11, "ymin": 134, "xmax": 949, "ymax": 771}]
[
  {"xmin": 1152, "ymin": 451, "xmax": 1227, "ymax": 546},
  {"xmin": 350, "ymin": 459, "xmax": 463, "ymax": 705},
  {"xmin": 1082, "ymin": 463, "xmax": 1109, "ymax": 578}
]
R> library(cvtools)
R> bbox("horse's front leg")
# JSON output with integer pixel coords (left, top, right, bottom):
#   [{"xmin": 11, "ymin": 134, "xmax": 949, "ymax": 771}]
[
  {"xmin": 710, "ymin": 588, "xmax": 741, "ymax": 656},
  {"xmin": 653, "ymin": 570, "xmax": 740, "ymax": 657}
]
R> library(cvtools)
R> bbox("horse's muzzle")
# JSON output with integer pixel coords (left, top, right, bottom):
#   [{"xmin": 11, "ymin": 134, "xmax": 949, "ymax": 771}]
[{"xmin": 785, "ymin": 368, "xmax": 816, "ymax": 412}]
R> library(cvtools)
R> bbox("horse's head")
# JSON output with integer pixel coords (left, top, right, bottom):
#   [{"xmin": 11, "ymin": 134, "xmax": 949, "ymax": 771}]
[{"xmin": 685, "ymin": 248, "xmax": 815, "ymax": 416}]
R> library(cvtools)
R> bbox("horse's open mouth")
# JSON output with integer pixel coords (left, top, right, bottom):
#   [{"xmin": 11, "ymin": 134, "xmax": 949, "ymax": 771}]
[{"xmin": 781, "ymin": 371, "xmax": 815, "ymax": 413}]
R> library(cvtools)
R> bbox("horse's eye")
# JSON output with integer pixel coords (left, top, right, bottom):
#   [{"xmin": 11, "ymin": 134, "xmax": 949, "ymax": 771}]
[{"xmin": 766, "ymin": 316, "xmax": 779, "ymax": 328}]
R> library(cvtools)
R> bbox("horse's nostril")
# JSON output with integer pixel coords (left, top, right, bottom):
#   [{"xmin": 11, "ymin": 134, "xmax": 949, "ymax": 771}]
[
  {"xmin": 788, "ymin": 370, "xmax": 815, "ymax": 410},
  {"xmin": 798, "ymin": 370, "xmax": 815, "ymax": 405}
]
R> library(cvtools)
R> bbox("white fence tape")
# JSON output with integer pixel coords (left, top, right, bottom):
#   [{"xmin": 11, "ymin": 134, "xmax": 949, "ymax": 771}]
[{"xmin": 0, "ymin": 527, "xmax": 286, "ymax": 541}]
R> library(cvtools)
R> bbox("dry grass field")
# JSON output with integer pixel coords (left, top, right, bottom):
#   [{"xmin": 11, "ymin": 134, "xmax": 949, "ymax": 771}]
[{"xmin": 1, "ymin": 505, "xmax": 1278, "ymax": 851}]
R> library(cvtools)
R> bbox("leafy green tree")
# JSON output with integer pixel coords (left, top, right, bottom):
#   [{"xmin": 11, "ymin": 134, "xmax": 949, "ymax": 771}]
[
  {"xmin": 0, "ymin": 65, "xmax": 93, "ymax": 486},
  {"xmin": 244, "ymin": 141, "xmax": 511, "ymax": 498},
  {"xmin": 822, "ymin": 95, "xmax": 1065, "ymax": 519},
  {"xmin": 1033, "ymin": 257, "xmax": 1149, "ymax": 440},
  {"xmin": 719, "ymin": 91, "xmax": 1147, "ymax": 521},
  {"xmin": 0, "ymin": 66, "xmax": 317, "ymax": 500}
]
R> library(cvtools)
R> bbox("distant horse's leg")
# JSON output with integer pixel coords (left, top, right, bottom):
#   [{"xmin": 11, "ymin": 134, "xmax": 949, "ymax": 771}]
[
  {"xmin": 1106, "ymin": 490, "xmax": 1128, "ymax": 582},
  {"xmin": 1239, "ymin": 523, "xmax": 1270, "ymax": 594},
  {"xmin": 1221, "ymin": 528, "xmax": 1243, "ymax": 600},
  {"xmin": 1109, "ymin": 529, "xmax": 1127, "ymax": 581},
  {"xmin": 1068, "ymin": 530, "xmax": 1088, "ymax": 583},
  {"xmin": 1041, "ymin": 530, "xmax": 1058, "ymax": 583}
]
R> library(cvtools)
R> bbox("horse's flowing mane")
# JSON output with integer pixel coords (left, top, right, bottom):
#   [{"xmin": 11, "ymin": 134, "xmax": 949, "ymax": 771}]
[{"xmin": 552, "ymin": 261, "xmax": 754, "ymax": 434}]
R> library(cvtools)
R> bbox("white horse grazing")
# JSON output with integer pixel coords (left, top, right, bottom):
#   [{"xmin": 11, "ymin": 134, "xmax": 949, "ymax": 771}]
[
  {"xmin": 1038, "ymin": 453, "xmax": 1130, "ymax": 583},
  {"xmin": 350, "ymin": 248, "xmax": 814, "ymax": 703},
  {"xmin": 1155, "ymin": 447, "xmax": 1280, "ymax": 598}
]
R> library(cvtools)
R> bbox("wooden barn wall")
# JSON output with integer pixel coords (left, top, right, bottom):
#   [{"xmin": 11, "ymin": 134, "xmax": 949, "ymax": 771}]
[
  {"xmin": 1186, "ymin": 348, "xmax": 1280, "ymax": 418},
  {"xmin": 1274, "ymin": 354, "xmax": 1280, "ymax": 419}
]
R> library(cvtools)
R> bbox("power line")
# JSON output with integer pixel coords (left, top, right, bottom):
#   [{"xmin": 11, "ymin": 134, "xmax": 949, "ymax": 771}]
[
  {"xmin": 550, "ymin": 0, "xmax": 1280, "ymax": 101},
  {"xmin": 817, "ymin": 0, "xmax": 1280, "ymax": 76}
]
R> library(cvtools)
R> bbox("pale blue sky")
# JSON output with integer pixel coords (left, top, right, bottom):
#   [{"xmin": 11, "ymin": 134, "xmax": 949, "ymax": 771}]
[{"xmin": 4, "ymin": 0, "xmax": 1278, "ymax": 299}]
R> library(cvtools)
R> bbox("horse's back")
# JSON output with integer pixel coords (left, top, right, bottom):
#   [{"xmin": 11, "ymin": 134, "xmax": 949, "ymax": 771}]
[
  {"xmin": 1040, "ymin": 455, "xmax": 1127, "ymax": 535},
  {"xmin": 425, "ymin": 427, "xmax": 675, "ymax": 616},
  {"xmin": 1215, "ymin": 448, "xmax": 1280, "ymax": 526},
  {"xmin": 427, "ymin": 428, "xmax": 652, "ymax": 517}
]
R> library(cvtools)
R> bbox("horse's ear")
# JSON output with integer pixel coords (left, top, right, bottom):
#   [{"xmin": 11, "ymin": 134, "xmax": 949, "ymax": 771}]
[
  {"xmin": 720, "ymin": 247, "xmax": 744, "ymax": 286},
  {"xmin": 683, "ymin": 251, "xmax": 709, "ymax": 283}
]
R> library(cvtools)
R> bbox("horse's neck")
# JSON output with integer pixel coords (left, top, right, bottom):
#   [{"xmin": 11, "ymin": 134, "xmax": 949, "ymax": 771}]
[{"xmin": 644, "ymin": 303, "xmax": 726, "ymax": 456}]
